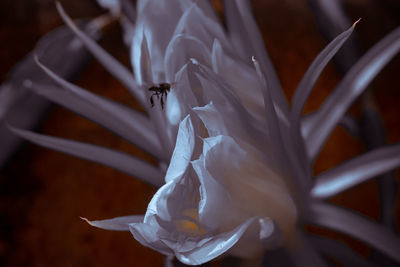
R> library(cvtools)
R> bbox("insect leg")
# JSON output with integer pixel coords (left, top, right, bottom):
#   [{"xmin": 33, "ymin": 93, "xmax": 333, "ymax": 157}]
[{"xmin": 150, "ymin": 94, "xmax": 154, "ymax": 107}]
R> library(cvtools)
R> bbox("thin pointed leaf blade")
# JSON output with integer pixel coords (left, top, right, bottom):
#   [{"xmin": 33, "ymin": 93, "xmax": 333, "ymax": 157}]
[
  {"xmin": 305, "ymin": 26, "xmax": 400, "ymax": 159},
  {"xmin": 312, "ymin": 143, "xmax": 400, "ymax": 199},
  {"xmin": 8, "ymin": 124, "xmax": 163, "ymax": 187}
]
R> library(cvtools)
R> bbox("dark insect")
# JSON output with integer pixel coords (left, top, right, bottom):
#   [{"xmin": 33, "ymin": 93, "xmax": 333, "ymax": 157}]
[{"xmin": 148, "ymin": 83, "xmax": 171, "ymax": 109}]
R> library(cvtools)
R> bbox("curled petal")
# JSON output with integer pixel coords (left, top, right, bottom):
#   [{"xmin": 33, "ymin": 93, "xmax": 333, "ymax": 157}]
[
  {"xmin": 165, "ymin": 115, "xmax": 195, "ymax": 183},
  {"xmin": 176, "ymin": 217, "xmax": 261, "ymax": 265},
  {"xmin": 164, "ymin": 34, "xmax": 211, "ymax": 83},
  {"xmin": 130, "ymin": 217, "xmax": 174, "ymax": 256}
]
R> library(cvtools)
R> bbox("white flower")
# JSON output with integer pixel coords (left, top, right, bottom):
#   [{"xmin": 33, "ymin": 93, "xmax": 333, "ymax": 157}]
[{"xmin": 8, "ymin": 0, "xmax": 400, "ymax": 266}]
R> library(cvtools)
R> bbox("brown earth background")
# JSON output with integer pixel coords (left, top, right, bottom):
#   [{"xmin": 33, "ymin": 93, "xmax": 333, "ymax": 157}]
[{"xmin": 0, "ymin": 0, "xmax": 399, "ymax": 266}]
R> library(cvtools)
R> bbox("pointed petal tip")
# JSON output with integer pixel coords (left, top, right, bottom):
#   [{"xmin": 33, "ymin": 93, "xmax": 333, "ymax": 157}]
[
  {"xmin": 80, "ymin": 216, "xmax": 93, "ymax": 225},
  {"xmin": 353, "ymin": 18, "xmax": 362, "ymax": 28}
]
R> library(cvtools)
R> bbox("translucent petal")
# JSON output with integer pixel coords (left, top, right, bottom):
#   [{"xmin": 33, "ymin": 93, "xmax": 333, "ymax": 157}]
[
  {"xmin": 191, "ymin": 155, "xmax": 234, "ymax": 229},
  {"xmin": 253, "ymin": 58, "xmax": 308, "ymax": 199},
  {"xmin": 211, "ymin": 39, "xmax": 265, "ymax": 123},
  {"xmin": 81, "ymin": 214, "xmax": 144, "ymax": 231},
  {"xmin": 191, "ymin": 61, "xmax": 266, "ymax": 144},
  {"xmin": 172, "ymin": 2, "xmax": 230, "ymax": 52},
  {"xmin": 165, "ymin": 115, "xmax": 195, "ymax": 183},
  {"xmin": 305, "ymin": 26, "xmax": 400, "ymax": 160},
  {"xmin": 199, "ymin": 135, "xmax": 297, "ymax": 241},
  {"xmin": 8, "ymin": 125, "xmax": 163, "ymax": 187},
  {"xmin": 56, "ymin": 2, "xmax": 145, "ymax": 105},
  {"xmin": 137, "ymin": 31, "xmax": 153, "ymax": 85},
  {"xmin": 164, "ymin": 34, "xmax": 211, "ymax": 83},
  {"xmin": 224, "ymin": 0, "xmax": 289, "ymax": 119},
  {"xmin": 132, "ymin": 0, "xmax": 191, "ymax": 82},
  {"xmin": 312, "ymin": 144, "xmax": 400, "ymax": 199},
  {"xmin": 129, "ymin": 218, "xmax": 174, "ymax": 256},
  {"xmin": 176, "ymin": 217, "xmax": 259, "ymax": 265},
  {"xmin": 308, "ymin": 202, "xmax": 400, "ymax": 262}
]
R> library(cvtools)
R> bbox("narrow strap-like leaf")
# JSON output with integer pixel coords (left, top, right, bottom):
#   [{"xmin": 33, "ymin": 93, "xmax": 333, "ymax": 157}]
[
  {"xmin": 223, "ymin": 0, "xmax": 290, "ymax": 120},
  {"xmin": 307, "ymin": 202, "xmax": 400, "ymax": 263},
  {"xmin": 8, "ymin": 125, "xmax": 163, "ymax": 187},
  {"xmin": 291, "ymin": 22, "xmax": 357, "ymax": 129},
  {"xmin": 81, "ymin": 215, "xmax": 144, "ymax": 231},
  {"xmin": 32, "ymin": 58, "xmax": 163, "ymax": 159},
  {"xmin": 55, "ymin": 2, "xmax": 145, "ymax": 105},
  {"xmin": 311, "ymin": 143, "xmax": 400, "ymax": 199},
  {"xmin": 305, "ymin": 26, "xmax": 400, "ymax": 160}
]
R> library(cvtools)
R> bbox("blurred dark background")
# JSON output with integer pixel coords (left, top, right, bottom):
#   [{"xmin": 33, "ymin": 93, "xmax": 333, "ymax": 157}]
[{"xmin": 0, "ymin": 0, "xmax": 399, "ymax": 266}]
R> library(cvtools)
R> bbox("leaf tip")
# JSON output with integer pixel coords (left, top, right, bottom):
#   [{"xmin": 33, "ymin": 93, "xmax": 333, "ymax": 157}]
[{"xmin": 353, "ymin": 18, "xmax": 362, "ymax": 28}]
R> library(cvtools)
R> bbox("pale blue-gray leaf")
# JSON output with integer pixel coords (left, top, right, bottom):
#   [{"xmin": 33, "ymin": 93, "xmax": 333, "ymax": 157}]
[
  {"xmin": 8, "ymin": 125, "xmax": 163, "ymax": 187},
  {"xmin": 32, "ymin": 58, "xmax": 162, "ymax": 158},
  {"xmin": 56, "ymin": 2, "xmax": 145, "ymax": 105},
  {"xmin": 312, "ymin": 143, "xmax": 400, "ymax": 199},
  {"xmin": 305, "ymin": 26, "xmax": 400, "ymax": 160}
]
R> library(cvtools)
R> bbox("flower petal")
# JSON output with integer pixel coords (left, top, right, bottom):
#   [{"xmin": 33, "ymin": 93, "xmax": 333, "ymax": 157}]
[
  {"xmin": 253, "ymin": 57, "xmax": 309, "ymax": 199},
  {"xmin": 172, "ymin": 2, "xmax": 230, "ymax": 52},
  {"xmin": 129, "ymin": 217, "xmax": 174, "ymax": 256},
  {"xmin": 211, "ymin": 39, "xmax": 265, "ymax": 123},
  {"xmin": 81, "ymin": 214, "xmax": 144, "ymax": 231},
  {"xmin": 165, "ymin": 115, "xmax": 195, "ymax": 183},
  {"xmin": 132, "ymin": 0, "xmax": 192, "ymax": 82},
  {"xmin": 224, "ymin": 0, "xmax": 289, "ymax": 119},
  {"xmin": 175, "ymin": 217, "xmax": 259, "ymax": 265},
  {"xmin": 200, "ymin": 135, "xmax": 297, "ymax": 242},
  {"xmin": 164, "ymin": 34, "xmax": 211, "ymax": 83},
  {"xmin": 8, "ymin": 124, "xmax": 163, "ymax": 187},
  {"xmin": 311, "ymin": 143, "xmax": 400, "ymax": 199}
]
